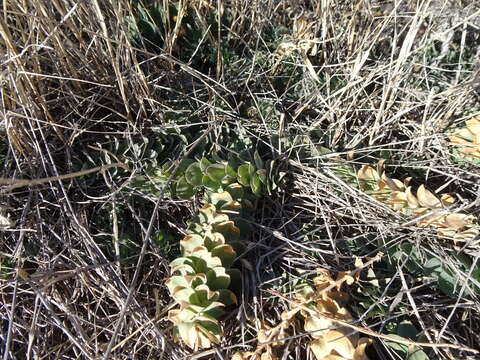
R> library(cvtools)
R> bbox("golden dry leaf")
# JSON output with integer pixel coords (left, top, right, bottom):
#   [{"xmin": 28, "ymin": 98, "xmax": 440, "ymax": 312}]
[
  {"xmin": 281, "ymin": 307, "xmax": 301, "ymax": 322},
  {"xmin": 231, "ymin": 352, "xmax": 254, "ymax": 360},
  {"xmin": 438, "ymin": 227, "xmax": 479, "ymax": 243},
  {"xmin": 336, "ymin": 271, "xmax": 357, "ymax": 290},
  {"xmin": 416, "ymin": 185, "xmax": 441, "ymax": 208},
  {"xmin": 323, "ymin": 329, "xmax": 356, "ymax": 359},
  {"xmin": 356, "ymin": 161, "xmax": 479, "ymax": 245},
  {"xmin": 440, "ymin": 194, "xmax": 455, "ymax": 207},
  {"xmin": 310, "ymin": 337, "xmax": 331, "ymax": 359},
  {"xmin": 257, "ymin": 328, "xmax": 270, "ymax": 343},
  {"xmin": 443, "ymin": 213, "xmax": 475, "ymax": 230},
  {"xmin": 323, "ymin": 355, "xmax": 348, "ymax": 360},
  {"xmin": 449, "ymin": 117, "xmax": 480, "ymax": 159},
  {"xmin": 260, "ymin": 351, "xmax": 278, "ymax": 360},
  {"xmin": 312, "ymin": 269, "xmax": 336, "ymax": 298},
  {"xmin": 354, "ymin": 257, "xmax": 363, "ymax": 268},
  {"xmin": 413, "ymin": 209, "xmax": 446, "ymax": 228},
  {"xmin": 304, "ymin": 315, "xmax": 333, "ymax": 339},
  {"xmin": 314, "ymin": 297, "xmax": 343, "ymax": 317},
  {"xmin": 357, "ymin": 165, "xmax": 379, "ymax": 182},
  {"xmin": 405, "ymin": 187, "xmax": 419, "ymax": 208},
  {"xmin": 467, "ymin": 118, "xmax": 480, "ymax": 133},
  {"xmin": 382, "ymin": 174, "xmax": 405, "ymax": 192},
  {"xmin": 353, "ymin": 338, "xmax": 373, "ymax": 360},
  {"xmin": 335, "ymin": 306, "xmax": 354, "ymax": 321}
]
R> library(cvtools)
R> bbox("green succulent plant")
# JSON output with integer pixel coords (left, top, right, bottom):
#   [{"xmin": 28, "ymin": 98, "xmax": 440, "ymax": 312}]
[
  {"xmin": 156, "ymin": 154, "xmax": 284, "ymax": 349},
  {"xmin": 166, "ymin": 195, "xmax": 242, "ymax": 349},
  {"xmin": 137, "ymin": 155, "xmax": 284, "ymax": 200}
]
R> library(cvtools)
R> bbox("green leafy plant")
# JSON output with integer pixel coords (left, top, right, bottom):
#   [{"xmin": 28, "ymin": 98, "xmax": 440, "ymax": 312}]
[
  {"xmin": 154, "ymin": 154, "xmax": 284, "ymax": 349},
  {"xmin": 127, "ymin": 0, "xmax": 231, "ymax": 71},
  {"xmin": 166, "ymin": 194, "xmax": 242, "ymax": 349},
  {"xmin": 135, "ymin": 155, "xmax": 284, "ymax": 200},
  {"xmin": 385, "ymin": 321, "xmax": 430, "ymax": 360}
]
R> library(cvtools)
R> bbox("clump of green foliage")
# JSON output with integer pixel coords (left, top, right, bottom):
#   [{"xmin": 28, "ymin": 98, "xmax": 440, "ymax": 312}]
[
  {"xmin": 134, "ymin": 154, "xmax": 284, "ymax": 199},
  {"xmin": 146, "ymin": 155, "xmax": 283, "ymax": 348}
]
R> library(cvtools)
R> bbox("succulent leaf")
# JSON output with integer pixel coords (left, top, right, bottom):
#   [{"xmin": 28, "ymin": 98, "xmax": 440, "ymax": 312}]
[
  {"xmin": 206, "ymin": 163, "xmax": 227, "ymax": 183},
  {"xmin": 237, "ymin": 163, "xmax": 255, "ymax": 186},
  {"xmin": 210, "ymin": 244, "xmax": 236, "ymax": 268},
  {"xmin": 250, "ymin": 173, "xmax": 263, "ymax": 195},
  {"xmin": 180, "ymin": 234, "xmax": 205, "ymax": 254},
  {"xmin": 163, "ymin": 155, "xmax": 279, "ymax": 349},
  {"xmin": 226, "ymin": 183, "xmax": 245, "ymax": 200},
  {"xmin": 206, "ymin": 266, "xmax": 231, "ymax": 290},
  {"xmin": 199, "ymin": 157, "xmax": 213, "ymax": 172},
  {"xmin": 176, "ymin": 176, "xmax": 195, "ymax": 199},
  {"xmin": 202, "ymin": 174, "xmax": 221, "ymax": 192},
  {"xmin": 185, "ymin": 162, "xmax": 203, "ymax": 186}
]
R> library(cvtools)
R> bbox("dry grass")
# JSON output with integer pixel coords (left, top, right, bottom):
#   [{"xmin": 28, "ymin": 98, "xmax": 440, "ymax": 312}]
[{"xmin": 1, "ymin": 0, "xmax": 480, "ymax": 359}]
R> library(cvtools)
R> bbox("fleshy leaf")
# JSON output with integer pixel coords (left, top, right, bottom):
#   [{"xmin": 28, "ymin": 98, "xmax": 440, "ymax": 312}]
[
  {"xmin": 199, "ymin": 157, "xmax": 212, "ymax": 172},
  {"xmin": 254, "ymin": 150, "xmax": 264, "ymax": 169},
  {"xmin": 185, "ymin": 162, "xmax": 203, "ymax": 186},
  {"xmin": 237, "ymin": 164, "xmax": 254, "ymax": 186},
  {"xmin": 180, "ymin": 234, "xmax": 204, "ymax": 254},
  {"xmin": 188, "ymin": 285, "xmax": 219, "ymax": 307},
  {"xmin": 213, "ymin": 221, "xmax": 240, "ymax": 240},
  {"xmin": 257, "ymin": 169, "xmax": 268, "ymax": 184},
  {"xmin": 206, "ymin": 163, "xmax": 227, "ymax": 183},
  {"xmin": 209, "ymin": 191, "xmax": 233, "ymax": 207},
  {"xmin": 211, "ymin": 244, "xmax": 236, "ymax": 268},
  {"xmin": 176, "ymin": 176, "xmax": 195, "ymax": 199},
  {"xmin": 202, "ymin": 174, "xmax": 221, "ymax": 192},
  {"xmin": 250, "ymin": 173, "xmax": 262, "ymax": 195},
  {"xmin": 217, "ymin": 289, "xmax": 238, "ymax": 306},
  {"xmin": 206, "ymin": 266, "xmax": 231, "ymax": 290},
  {"xmin": 226, "ymin": 183, "xmax": 244, "ymax": 200}
]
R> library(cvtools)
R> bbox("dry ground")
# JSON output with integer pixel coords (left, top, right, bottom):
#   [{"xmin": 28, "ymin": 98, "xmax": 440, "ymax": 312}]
[{"xmin": 1, "ymin": 1, "xmax": 480, "ymax": 359}]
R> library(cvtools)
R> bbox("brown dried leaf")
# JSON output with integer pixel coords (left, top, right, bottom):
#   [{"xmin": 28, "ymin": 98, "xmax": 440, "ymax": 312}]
[
  {"xmin": 231, "ymin": 352, "xmax": 255, "ymax": 360},
  {"xmin": 440, "ymin": 194, "xmax": 456, "ymax": 207},
  {"xmin": 382, "ymin": 174, "xmax": 405, "ymax": 192},
  {"xmin": 310, "ymin": 338, "xmax": 331, "ymax": 359},
  {"xmin": 357, "ymin": 166, "xmax": 379, "ymax": 181},
  {"xmin": 443, "ymin": 213, "xmax": 474, "ymax": 230},
  {"xmin": 323, "ymin": 329, "xmax": 356, "ymax": 359},
  {"xmin": 323, "ymin": 355, "xmax": 348, "ymax": 360},
  {"xmin": 313, "ymin": 269, "xmax": 335, "ymax": 292},
  {"xmin": 354, "ymin": 257, "xmax": 364, "ymax": 268},
  {"xmin": 466, "ymin": 117, "xmax": 480, "ymax": 135},
  {"xmin": 260, "ymin": 352, "xmax": 278, "ymax": 360},
  {"xmin": 304, "ymin": 315, "xmax": 333, "ymax": 339},
  {"xmin": 416, "ymin": 185, "xmax": 440, "ymax": 208},
  {"xmin": 353, "ymin": 338, "xmax": 372, "ymax": 360},
  {"xmin": 449, "ymin": 134, "xmax": 471, "ymax": 145},
  {"xmin": 405, "ymin": 187, "xmax": 419, "ymax": 208},
  {"xmin": 336, "ymin": 271, "xmax": 357, "ymax": 289},
  {"xmin": 315, "ymin": 297, "xmax": 342, "ymax": 316}
]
